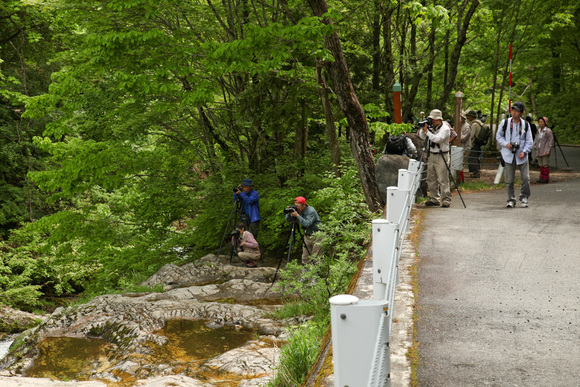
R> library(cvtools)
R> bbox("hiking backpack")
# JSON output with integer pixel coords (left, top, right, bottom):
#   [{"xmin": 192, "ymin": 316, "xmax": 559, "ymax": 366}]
[
  {"xmin": 474, "ymin": 120, "xmax": 491, "ymax": 146},
  {"xmin": 383, "ymin": 134, "xmax": 407, "ymax": 155}
]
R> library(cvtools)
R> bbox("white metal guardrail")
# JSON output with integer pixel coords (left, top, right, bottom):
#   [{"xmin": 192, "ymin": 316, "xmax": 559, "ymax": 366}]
[{"xmin": 330, "ymin": 158, "xmax": 424, "ymax": 387}]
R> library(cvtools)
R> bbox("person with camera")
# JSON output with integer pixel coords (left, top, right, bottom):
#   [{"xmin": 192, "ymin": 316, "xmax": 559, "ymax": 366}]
[
  {"xmin": 419, "ymin": 109, "xmax": 452, "ymax": 208},
  {"xmin": 496, "ymin": 101, "xmax": 534, "ymax": 208},
  {"xmin": 285, "ymin": 196, "xmax": 322, "ymax": 265},
  {"xmin": 231, "ymin": 222, "xmax": 260, "ymax": 267},
  {"xmin": 534, "ymin": 116, "xmax": 554, "ymax": 184},
  {"xmin": 233, "ymin": 178, "xmax": 261, "ymax": 239}
]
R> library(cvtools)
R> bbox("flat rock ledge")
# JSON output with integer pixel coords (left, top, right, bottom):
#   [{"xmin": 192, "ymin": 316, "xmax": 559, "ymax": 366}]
[
  {"xmin": 0, "ymin": 254, "xmax": 290, "ymax": 386},
  {"xmin": 0, "ymin": 308, "xmax": 45, "ymax": 334}
]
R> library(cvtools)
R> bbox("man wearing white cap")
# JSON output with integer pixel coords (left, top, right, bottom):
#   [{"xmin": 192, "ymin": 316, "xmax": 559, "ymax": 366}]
[{"xmin": 419, "ymin": 109, "xmax": 452, "ymax": 207}]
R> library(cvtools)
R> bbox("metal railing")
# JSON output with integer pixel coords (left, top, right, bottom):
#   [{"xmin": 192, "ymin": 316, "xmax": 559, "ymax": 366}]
[{"xmin": 329, "ymin": 159, "xmax": 424, "ymax": 387}]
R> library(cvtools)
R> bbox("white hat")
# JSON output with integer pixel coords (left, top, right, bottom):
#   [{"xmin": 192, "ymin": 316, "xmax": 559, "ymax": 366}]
[{"xmin": 428, "ymin": 109, "xmax": 443, "ymax": 120}]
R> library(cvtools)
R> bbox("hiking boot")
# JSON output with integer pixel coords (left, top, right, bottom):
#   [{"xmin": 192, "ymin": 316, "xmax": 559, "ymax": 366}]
[
  {"xmin": 246, "ymin": 261, "xmax": 257, "ymax": 268},
  {"xmin": 424, "ymin": 201, "xmax": 439, "ymax": 207},
  {"xmin": 441, "ymin": 202, "xmax": 450, "ymax": 208},
  {"xmin": 520, "ymin": 198, "xmax": 528, "ymax": 208},
  {"xmin": 506, "ymin": 201, "xmax": 515, "ymax": 208}
]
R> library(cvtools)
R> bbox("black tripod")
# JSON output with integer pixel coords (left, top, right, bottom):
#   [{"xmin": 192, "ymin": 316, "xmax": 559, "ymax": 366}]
[
  {"xmin": 229, "ymin": 232, "xmax": 241, "ymax": 264},
  {"xmin": 272, "ymin": 219, "xmax": 311, "ymax": 284},
  {"xmin": 216, "ymin": 195, "xmax": 242, "ymax": 259},
  {"xmin": 426, "ymin": 138, "xmax": 466, "ymax": 208},
  {"xmin": 551, "ymin": 128, "xmax": 569, "ymax": 169}
]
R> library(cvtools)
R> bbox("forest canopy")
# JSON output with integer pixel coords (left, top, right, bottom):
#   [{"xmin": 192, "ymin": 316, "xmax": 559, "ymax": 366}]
[{"xmin": 1, "ymin": 0, "xmax": 580, "ymax": 307}]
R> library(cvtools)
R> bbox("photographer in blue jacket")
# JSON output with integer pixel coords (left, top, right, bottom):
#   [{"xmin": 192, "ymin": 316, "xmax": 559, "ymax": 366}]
[{"xmin": 234, "ymin": 178, "xmax": 261, "ymax": 239}]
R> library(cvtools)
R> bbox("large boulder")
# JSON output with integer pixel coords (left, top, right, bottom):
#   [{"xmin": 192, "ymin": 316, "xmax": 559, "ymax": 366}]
[
  {"xmin": 375, "ymin": 154, "xmax": 413, "ymax": 202},
  {"xmin": 0, "ymin": 307, "xmax": 44, "ymax": 334}
]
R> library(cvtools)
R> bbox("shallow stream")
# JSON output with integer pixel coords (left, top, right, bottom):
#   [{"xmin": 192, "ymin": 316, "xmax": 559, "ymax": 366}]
[{"xmin": 24, "ymin": 319, "xmax": 257, "ymax": 384}]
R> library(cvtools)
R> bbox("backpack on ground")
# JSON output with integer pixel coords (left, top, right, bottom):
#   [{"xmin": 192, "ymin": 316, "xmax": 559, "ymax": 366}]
[
  {"xmin": 474, "ymin": 120, "xmax": 491, "ymax": 146},
  {"xmin": 383, "ymin": 134, "xmax": 407, "ymax": 155}
]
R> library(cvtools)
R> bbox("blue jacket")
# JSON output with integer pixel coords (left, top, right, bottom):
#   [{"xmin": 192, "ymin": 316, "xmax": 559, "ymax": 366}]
[{"xmin": 234, "ymin": 189, "xmax": 261, "ymax": 223}]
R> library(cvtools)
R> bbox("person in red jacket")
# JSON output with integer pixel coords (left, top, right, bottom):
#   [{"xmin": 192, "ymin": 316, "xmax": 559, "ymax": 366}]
[{"xmin": 534, "ymin": 116, "xmax": 554, "ymax": 183}]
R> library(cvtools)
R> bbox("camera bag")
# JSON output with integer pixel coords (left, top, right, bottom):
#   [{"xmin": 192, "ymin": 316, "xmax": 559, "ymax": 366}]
[{"xmin": 383, "ymin": 134, "xmax": 408, "ymax": 155}]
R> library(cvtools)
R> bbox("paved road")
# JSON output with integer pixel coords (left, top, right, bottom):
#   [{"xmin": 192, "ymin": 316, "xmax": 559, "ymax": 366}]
[{"xmin": 416, "ymin": 146, "xmax": 580, "ymax": 386}]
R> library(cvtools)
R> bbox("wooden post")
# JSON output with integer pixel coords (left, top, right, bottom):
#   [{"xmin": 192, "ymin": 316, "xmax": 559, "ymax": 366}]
[
  {"xmin": 393, "ymin": 82, "xmax": 402, "ymax": 124},
  {"xmin": 453, "ymin": 91, "xmax": 463, "ymax": 146}
]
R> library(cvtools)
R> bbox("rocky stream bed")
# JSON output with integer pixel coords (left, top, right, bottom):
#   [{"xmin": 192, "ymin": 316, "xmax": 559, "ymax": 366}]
[{"xmin": 0, "ymin": 254, "xmax": 296, "ymax": 386}]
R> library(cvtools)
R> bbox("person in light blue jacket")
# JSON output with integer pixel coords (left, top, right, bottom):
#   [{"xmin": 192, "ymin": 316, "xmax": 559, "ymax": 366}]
[
  {"xmin": 496, "ymin": 101, "xmax": 534, "ymax": 208},
  {"xmin": 234, "ymin": 178, "xmax": 261, "ymax": 239}
]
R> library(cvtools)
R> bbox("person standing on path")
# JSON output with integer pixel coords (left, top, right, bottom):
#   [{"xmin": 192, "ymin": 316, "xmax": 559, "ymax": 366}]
[
  {"xmin": 496, "ymin": 102, "xmax": 534, "ymax": 208},
  {"xmin": 419, "ymin": 109, "xmax": 452, "ymax": 208},
  {"xmin": 534, "ymin": 116, "xmax": 554, "ymax": 184}
]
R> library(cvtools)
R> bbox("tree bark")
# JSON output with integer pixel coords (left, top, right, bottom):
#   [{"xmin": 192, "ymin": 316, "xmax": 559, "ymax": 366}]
[
  {"xmin": 316, "ymin": 62, "xmax": 341, "ymax": 177},
  {"xmin": 307, "ymin": 0, "xmax": 384, "ymax": 211}
]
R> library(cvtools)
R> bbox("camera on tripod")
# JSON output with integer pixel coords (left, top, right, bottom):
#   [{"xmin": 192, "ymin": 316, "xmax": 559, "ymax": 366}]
[
  {"xmin": 283, "ymin": 204, "xmax": 298, "ymax": 215},
  {"xmin": 510, "ymin": 142, "xmax": 520, "ymax": 154},
  {"xmin": 233, "ymin": 185, "xmax": 242, "ymax": 193},
  {"xmin": 230, "ymin": 228, "xmax": 241, "ymax": 238}
]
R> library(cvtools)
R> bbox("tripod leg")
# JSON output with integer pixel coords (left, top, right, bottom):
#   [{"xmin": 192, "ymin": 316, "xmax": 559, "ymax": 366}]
[
  {"xmin": 272, "ymin": 223, "xmax": 296, "ymax": 284},
  {"xmin": 217, "ymin": 200, "xmax": 239, "ymax": 258},
  {"xmin": 553, "ymin": 135, "xmax": 569, "ymax": 167},
  {"xmin": 440, "ymin": 152, "xmax": 466, "ymax": 208}
]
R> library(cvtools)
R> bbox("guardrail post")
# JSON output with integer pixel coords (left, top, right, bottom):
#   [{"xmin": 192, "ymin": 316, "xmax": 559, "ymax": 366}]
[
  {"xmin": 386, "ymin": 186, "xmax": 408, "ymax": 225},
  {"xmin": 372, "ymin": 219, "xmax": 398, "ymax": 300},
  {"xmin": 330, "ymin": 295, "xmax": 390, "ymax": 386},
  {"xmin": 397, "ymin": 169, "xmax": 412, "ymax": 190},
  {"xmin": 408, "ymin": 159, "xmax": 422, "ymax": 174}
]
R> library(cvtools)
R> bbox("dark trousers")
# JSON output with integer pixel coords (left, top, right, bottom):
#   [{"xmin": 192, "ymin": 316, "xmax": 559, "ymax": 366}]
[
  {"xmin": 248, "ymin": 220, "xmax": 260, "ymax": 240},
  {"xmin": 468, "ymin": 146, "xmax": 481, "ymax": 175}
]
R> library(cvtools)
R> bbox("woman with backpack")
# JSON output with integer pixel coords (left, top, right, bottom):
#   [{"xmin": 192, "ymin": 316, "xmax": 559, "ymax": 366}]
[{"xmin": 534, "ymin": 117, "xmax": 554, "ymax": 184}]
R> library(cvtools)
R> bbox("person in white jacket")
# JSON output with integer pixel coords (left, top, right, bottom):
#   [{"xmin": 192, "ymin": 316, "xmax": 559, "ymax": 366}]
[{"xmin": 419, "ymin": 109, "xmax": 452, "ymax": 208}]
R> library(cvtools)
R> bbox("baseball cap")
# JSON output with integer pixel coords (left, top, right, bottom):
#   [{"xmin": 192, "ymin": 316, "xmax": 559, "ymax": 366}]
[
  {"xmin": 294, "ymin": 196, "xmax": 307, "ymax": 204},
  {"xmin": 511, "ymin": 102, "xmax": 525, "ymax": 112}
]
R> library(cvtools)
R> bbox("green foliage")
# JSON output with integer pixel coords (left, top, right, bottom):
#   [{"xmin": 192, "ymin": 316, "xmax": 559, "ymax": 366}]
[
  {"xmin": 266, "ymin": 165, "xmax": 371, "ymax": 385},
  {"xmin": 268, "ymin": 320, "xmax": 327, "ymax": 387}
]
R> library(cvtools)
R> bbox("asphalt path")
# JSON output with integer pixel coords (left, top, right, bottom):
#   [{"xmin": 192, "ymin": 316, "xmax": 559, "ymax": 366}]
[{"xmin": 415, "ymin": 146, "xmax": 580, "ymax": 386}]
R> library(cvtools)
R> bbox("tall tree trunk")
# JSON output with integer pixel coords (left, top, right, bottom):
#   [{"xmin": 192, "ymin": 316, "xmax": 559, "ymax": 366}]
[
  {"xmin": 316, "ymin": 62, "xmax": 341, "ymax": 177},
  {"xmin": 294, "ymin": 99, "xmax": 308, "ymax": 163},
  {"xmin": 551, "ymin": 45, "xmax": 562, "ymax": 94},
  {"xmin": 443, "ymin": 28, "xmax": 450, "ymax": 90},
  {"xmin": 371, "ymin": 0, "xmax": 381, "ymax": 91},
  {"xmin": 436, "ymin": 0, "xmax": 480, "ymax": 110},
  {"xmin": 529, "ymin": 79, "xmax": 536, "ymax": 117},
  {"xmin": 382, "ymin": 5, "xmax": 396, "ymax": 120},
  {"xmin": 308, "ymin": 0, "xmax": 384, "ymax": 211},
  {"xmin": 489, "ymin": 1, "xmax": 507, "ymax": 139},
  {"xmin": 426, "ymin": 18, "xmax": 437, "ymax": 108}
]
